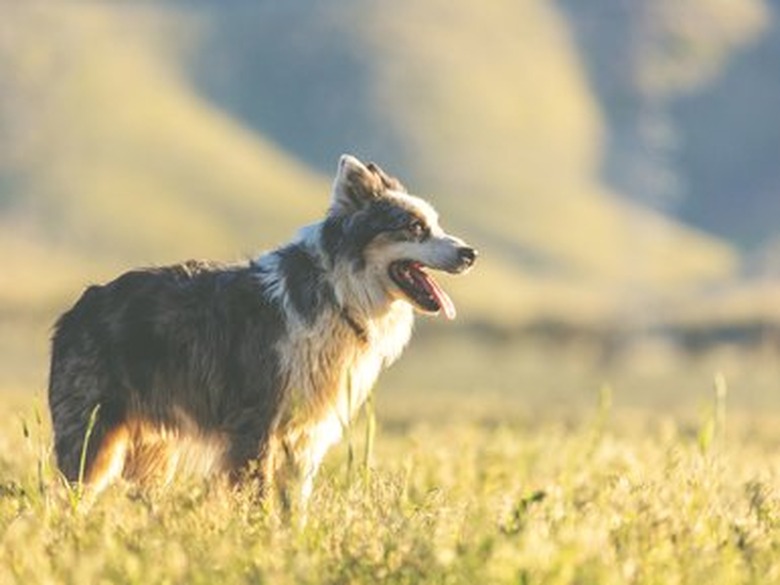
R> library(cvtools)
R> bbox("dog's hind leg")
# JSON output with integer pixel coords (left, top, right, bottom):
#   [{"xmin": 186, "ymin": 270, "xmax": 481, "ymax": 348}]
[
  {"xmin": 224, "ymin": 430, "xmax": 277, "ymax": 501},
  {"xmin": 220, "ymin": 404, "xmax": 281, "ymax": 501},
  {"xmin": 123, "ymin": 437, "xmax": 176, "ymax": 486},
  {"xmin": 51, "ymin": 404, "xmax": 129, "ymax": 495},
  {"xmin": 84, "ymin": 422, "xmax": 129, "ymax": 494}
]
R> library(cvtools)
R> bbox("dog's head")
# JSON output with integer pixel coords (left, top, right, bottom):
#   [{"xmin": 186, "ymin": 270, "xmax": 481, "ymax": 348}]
[{"xmin": 324, "ymin": 154, "xmax": 477, "ymax": 319}]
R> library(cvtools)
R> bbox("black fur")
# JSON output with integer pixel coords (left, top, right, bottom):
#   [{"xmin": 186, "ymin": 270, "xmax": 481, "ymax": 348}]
[
  {"xmin": 48, "ymin": 260, "xmax": 287, "ymax": 482},
  {"xmin": 276, "ymin": 244, "xmax": 336, "ymax": 326}
]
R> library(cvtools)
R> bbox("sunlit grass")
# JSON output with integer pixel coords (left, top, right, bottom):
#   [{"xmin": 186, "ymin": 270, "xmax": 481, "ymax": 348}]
[{"xmin": 1, "ymin": 388, "xmax": 779, "ymax": 584}]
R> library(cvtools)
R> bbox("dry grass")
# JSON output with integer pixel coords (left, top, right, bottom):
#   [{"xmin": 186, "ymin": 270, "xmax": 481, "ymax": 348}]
[{"xmin": 1, "ymin": 384, "xmax": 779, "ymax": 584}]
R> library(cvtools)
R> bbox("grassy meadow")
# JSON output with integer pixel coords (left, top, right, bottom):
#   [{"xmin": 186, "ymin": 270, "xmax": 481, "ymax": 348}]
[{"xmin": 2, "ymin": 348, "xmax": 780, "ymax": 584}]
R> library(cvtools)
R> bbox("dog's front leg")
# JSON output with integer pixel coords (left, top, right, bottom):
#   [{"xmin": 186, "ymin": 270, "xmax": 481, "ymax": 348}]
[
  {"xmin": 270, "ymin": 438, "xmax": 302, "ymax": 521},
  {"xmin": 280, "ymin": 417, "xmax": 344, "ymax": 511}
]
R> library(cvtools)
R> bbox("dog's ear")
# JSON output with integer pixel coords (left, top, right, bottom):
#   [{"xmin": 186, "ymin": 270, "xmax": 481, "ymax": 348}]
[
  {"xmin": 330, "ymin": 154, "xmax": 382, "ymax": 214},
  {"xmin": 366, "ymin": 162, "xmax": 407, "ymax": 193}
]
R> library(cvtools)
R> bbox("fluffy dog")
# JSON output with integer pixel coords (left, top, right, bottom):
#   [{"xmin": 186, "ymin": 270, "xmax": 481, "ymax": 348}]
[{"xmin": 48, "ymin": 155, "xmax": 477, "ymax": 504}]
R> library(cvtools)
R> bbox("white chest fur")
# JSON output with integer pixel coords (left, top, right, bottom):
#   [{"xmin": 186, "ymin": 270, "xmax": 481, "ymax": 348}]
[
  {"xmin": 276, "ymin": 300, "xmax": 413, "ymax": 435},
  {"xmin": 338, "ymin": 300, "xmax": 414, "ymax": 420},
  {"xmin": 272, "ymin": 301, "xmax": 413, "ymax": 505}
]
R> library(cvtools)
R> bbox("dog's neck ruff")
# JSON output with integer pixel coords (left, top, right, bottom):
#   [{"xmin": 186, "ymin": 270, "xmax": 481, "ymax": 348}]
[{"xmin": 250, "ymin": 242, "xmax": 372, "ymax": 345}]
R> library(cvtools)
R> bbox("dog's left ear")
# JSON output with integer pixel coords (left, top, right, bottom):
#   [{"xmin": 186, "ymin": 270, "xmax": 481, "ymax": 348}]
[
  {"xmin": 331, "ymin": 154, "xmax": 383, "ymax": 215},
  {"xmin": 366, "ymin": 162, "xmax": 407, "ymax": 193}
]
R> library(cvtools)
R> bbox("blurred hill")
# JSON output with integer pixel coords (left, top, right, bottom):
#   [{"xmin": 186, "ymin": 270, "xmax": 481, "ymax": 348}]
[
  {"xmin": 0, "ymin": 4, "xmax": 326, "ymax": 316},
  {"xmin": 560, "ymin": 0, "xmax": 780, "ymax": 254},
  {"xmin": 2, "ymin": 1, "xmax": 779, "ymax": 392},
  {"xmin": 187, "ymin": 1, "xmax": 741, "ymax": 324}
]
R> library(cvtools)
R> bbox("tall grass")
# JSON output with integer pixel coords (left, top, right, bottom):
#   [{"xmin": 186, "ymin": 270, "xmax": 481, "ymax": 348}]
[{"xmin": 1, "ymin": 387, "xmax": 779, "ymax": 584}]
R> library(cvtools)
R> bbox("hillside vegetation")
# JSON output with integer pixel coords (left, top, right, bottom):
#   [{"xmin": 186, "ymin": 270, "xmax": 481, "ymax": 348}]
[
  {"xmin": 0, "ymin": 4, "xmax": 326, "ymax": 315},
  {"xmin": 0, "ymin": 2, "xmax": 776, "ymax": 391},
  {"xmin": 0, "ymin": 3, "xmax": 742, "ymax": 319},
  {"xmin": 190, "ymin": 1, "xmax": 740, "ymax": 317},
  {"xmin": 561, "ymin": 0, "xmax": 779, "ymax": 250}
]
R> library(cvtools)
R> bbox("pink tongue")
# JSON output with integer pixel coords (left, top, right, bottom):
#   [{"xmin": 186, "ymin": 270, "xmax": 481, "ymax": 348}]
[{"xmin": 416, "ymin": 268, "xmax": 457, "ymax": 320}]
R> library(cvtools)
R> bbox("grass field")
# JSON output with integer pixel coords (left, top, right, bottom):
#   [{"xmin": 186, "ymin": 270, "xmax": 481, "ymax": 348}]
[{"xmin": 1, "ymin": 364, "xmax": 779, "ymax": 584}]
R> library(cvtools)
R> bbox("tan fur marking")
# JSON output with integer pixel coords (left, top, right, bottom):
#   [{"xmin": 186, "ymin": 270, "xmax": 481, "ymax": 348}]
[
  {"xmin": 121, "ymin": 418, "xmax": 229, "ymax": 485},
  {"xmin": 85, "ymin": 423, "xmax": 129, "ymax": 493}
]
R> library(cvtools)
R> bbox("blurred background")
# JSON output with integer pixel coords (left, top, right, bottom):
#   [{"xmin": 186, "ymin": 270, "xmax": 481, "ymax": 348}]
[{"xmin": 1, "ymin": 1, "xmax": 779, "ymax": 422}]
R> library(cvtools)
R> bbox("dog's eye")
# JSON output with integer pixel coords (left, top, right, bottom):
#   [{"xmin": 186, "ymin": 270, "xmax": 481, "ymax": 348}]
[{"xmin": 407, "ymin": 220, "xmax": 428, "ymax": 241}]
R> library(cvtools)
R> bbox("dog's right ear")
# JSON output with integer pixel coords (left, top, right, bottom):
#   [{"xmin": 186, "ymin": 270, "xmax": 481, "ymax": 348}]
[{"xmin": 330, "ymin": 154, "xmax": 381, "ymax": 215}]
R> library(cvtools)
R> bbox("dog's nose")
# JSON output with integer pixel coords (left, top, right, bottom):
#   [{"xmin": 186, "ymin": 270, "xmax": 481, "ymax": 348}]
[{"xmin": 458, "ymin": 246, "xmax": 478, "ymax": 268}]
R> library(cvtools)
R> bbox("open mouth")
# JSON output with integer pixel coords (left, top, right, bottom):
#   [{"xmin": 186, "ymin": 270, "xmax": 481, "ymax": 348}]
[{"xmin": 388, "ymin": 260, "xmax": 456, "ymax": 319}]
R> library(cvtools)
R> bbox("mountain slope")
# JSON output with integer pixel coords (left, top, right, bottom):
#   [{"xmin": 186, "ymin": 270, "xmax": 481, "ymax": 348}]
[
  {"xmin": 560, "ymin": 0, "xmax": 778, "ymax": 251},
  {"xmin": 0, "ymin": 1, "xmax": 741, "ymax": 326},
  {"xmin": 0, "ymin": 3, "xmax": 327, "ymax": 312},
  {"xmin": 175, "ymin": 0, "xmax": 741, "ymax": 323},
  {"xmin": 353, "ymin": 0, "xmax": 737, "ymax": 298}
]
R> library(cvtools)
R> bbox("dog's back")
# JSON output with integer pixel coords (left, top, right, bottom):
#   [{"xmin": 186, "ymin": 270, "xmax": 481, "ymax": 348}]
[{"xmin": 49, "ymin": 260, "xmax": 287, "ymax": 491}]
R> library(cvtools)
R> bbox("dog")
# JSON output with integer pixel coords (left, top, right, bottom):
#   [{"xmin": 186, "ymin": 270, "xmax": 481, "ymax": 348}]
[{"xmin": 48, "ymin": 154, "xmax": 477, "ymax": 506}]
